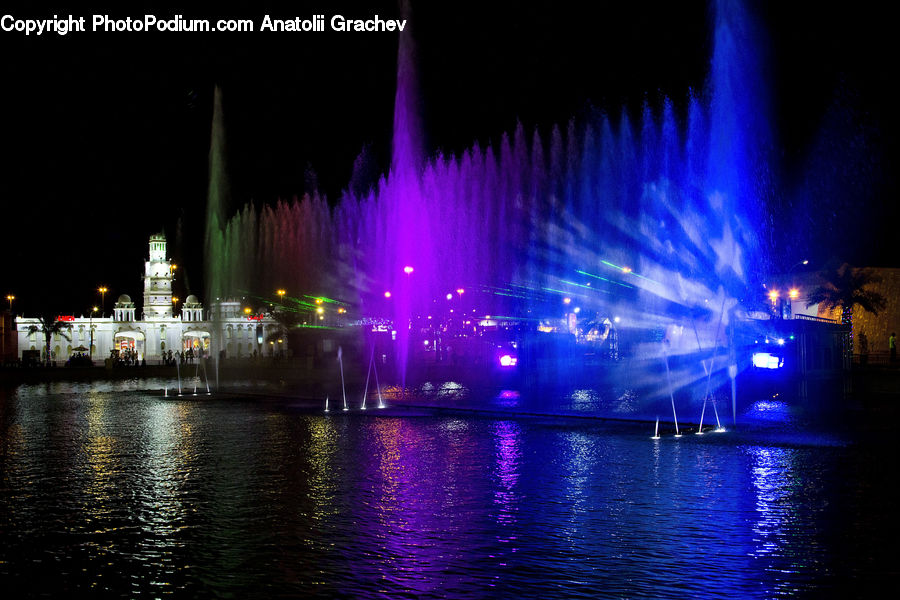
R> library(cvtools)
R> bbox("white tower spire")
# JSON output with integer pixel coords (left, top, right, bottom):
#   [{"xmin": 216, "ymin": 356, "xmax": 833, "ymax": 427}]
[{"xmin": 143, "ymin": 233, "xmax": 173, "ymax": 319}]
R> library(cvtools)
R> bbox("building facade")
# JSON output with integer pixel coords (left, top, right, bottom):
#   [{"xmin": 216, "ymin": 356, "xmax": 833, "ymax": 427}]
[{"xmin": 16, "ymin": 234, "xmax": 286, "ymax": 363}]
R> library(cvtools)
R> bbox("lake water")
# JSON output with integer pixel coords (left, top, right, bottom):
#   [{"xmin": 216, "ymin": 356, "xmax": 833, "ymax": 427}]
[{"xmin": 0, "ymin": 379, "xmax": 895, "ymax": 598}]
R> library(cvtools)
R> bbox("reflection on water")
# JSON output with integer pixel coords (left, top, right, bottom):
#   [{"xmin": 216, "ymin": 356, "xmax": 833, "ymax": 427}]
[{"xmin": 0, "ymin": 384, "xmax": 894, "ymax": 597}]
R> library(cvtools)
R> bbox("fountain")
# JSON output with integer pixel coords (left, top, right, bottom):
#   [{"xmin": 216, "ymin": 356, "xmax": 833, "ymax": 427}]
[
  {"xmin": 338, "ymin": 346, "xmax": 348, "ymax": 411},
  {"xmin": 361, "ymin": 346, "xmax": 374, "ymax": 410},
  {"xmin": 663, "ymin": 345, "xmax": 681, "ymax": 437},
  {"xmin": 202, "ymin": 359, "xmax": 211, "ymax": 395},
  {"xmin": 373, "ymin": 351, "xmax": 385, "ymax": 409},
  {"xmin": 200, "ymin": 0, "xmax": 776, "ymax": 419}
]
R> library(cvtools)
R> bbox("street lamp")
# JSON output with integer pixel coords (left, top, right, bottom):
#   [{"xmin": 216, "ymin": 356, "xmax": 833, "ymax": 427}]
[
  {"xmin": 98, "ymin": 286, "xmax": 108, "ymax": 316},
  {"xmin": 276, "ymin": 289, "xmax": 286, "ymax": 304},
  {"xmin": 89, "ymin": 306, "xmax": 98, "ymax": 359},
  {"xmin": 6, "ymin": 294, "xmax": 13, "ymax": 310},
  {"xmin": 788, "ymin": 259, "xmax": 809, "ymax": 274}
]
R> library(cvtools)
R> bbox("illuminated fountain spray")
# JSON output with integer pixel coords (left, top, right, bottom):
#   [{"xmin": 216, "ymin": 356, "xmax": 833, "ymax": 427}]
[
  {"xmin": 338, "ymin": 346, "xmax": 348, "ymax": 411},
  {"xmin": 361, "ymin": 345, "xmax": 375, "ymax": 410},
  {"xmin": 374, "ymin": 351, "xmax": 385, "ymax": 409},
  {"xmin": 202, "ymin": 0, "xmax": 772, "ymax": 415},
  {"xmin": 662, "ymin": 343, "xmax": 681, "ymax": 437}
]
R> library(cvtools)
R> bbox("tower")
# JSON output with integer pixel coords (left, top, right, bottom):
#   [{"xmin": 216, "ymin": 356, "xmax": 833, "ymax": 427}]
[{"xmin": 143, "ymin": 233, "xmax": 173, "ymax": 319}]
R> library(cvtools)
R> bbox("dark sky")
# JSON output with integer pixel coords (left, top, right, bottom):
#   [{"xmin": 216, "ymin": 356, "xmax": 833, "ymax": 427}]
[{"xmin": 1, "ymin": 1, "xmax": 896, "ymax": 315}]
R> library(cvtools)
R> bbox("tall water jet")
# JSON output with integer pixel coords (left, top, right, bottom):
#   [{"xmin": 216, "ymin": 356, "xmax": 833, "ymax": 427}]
[
  {"xmin": 204, "ymin": 86, "xmax": 230, "ymax": 360},
  {"xmin": 361, "ymin": 345, "xmax": 374, "ymax": 410},
  {"xmin": 385, "ymin": 0, "xmax": 426, "ymax": 391},
  {"xmin": 339, "ymin": 346, "xmax": 348, "ymax": 411},
  {"xmin": 663, "ymin": 344, "xmax": 680, "ymax": 437}
]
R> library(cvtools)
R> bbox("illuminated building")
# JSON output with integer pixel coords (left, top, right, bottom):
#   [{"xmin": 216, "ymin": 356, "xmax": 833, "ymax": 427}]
[{"xmin": 15, "ymin": 234, "xmax": 285, "ymax": 363}]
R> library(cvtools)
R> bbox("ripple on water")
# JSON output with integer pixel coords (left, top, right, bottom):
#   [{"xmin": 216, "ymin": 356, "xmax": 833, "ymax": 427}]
[{"xmin": 0, "ymin": 386, "xmax": 893, "ymax": 597}]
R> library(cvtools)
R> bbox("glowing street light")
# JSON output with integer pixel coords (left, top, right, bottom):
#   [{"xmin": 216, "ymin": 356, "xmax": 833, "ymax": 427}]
[
  {"xmin": 768, "ymin": 289, "xmax": 779, "ymax": 304},
  {"xmin": 243, "ymin": 307, "xmax": 252, "ymax": 315},
  {"xmin": 622, "ymin": 266, "xmax": 632, "ymax": 273},
  {"xmin": 5, "ymin": 294, "xmax": 13, "ymax": 310},
  {"xmin": 563, "ymin": 297, "xmax": 572, "ymax": 305},
  {"xmin": 276, "ymin": 289, "xmax": 286, "ymax": 304},
  {"xmin": 456, "ymin": 288, "xmax": 465, "ymax": 295},
  {"xmin": 789, "ymin": 289, "xmax": 799, "ymax": 299},
  {"xmin": 98, "ymin": 286, "xmax": 108, "ymax": 316},
  {"xmin": 788, "ymin": 259, "xmax": 809, "ymax": 273},
  {"xmin": 446, "ymin": 293, "xmax": 453, "ymax": 300},
  {"xmin": 316, "ymin": 307, "xmax": 324, "ymax": 315},
  {"xmin": 384, "ymin": 291, "xmax": 392, "ymax": 298},
  {"xmin": 403, "ymin": 266, "xmax": 414, "ymax": 275}
]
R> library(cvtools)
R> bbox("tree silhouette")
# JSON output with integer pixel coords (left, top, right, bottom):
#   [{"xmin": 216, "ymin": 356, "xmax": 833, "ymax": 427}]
[
  {"xmin": 806, "ymin": 263, "xmax": 886, "ymax": 350},
  {"xmin": 25, "ymin": 316, "xmax": 73, "ymax": 366}
]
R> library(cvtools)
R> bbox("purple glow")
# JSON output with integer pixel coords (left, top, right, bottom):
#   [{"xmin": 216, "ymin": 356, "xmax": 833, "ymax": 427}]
[{"xmin": 499, "ymin": 354, "xmax": 517, "ymax": 367}]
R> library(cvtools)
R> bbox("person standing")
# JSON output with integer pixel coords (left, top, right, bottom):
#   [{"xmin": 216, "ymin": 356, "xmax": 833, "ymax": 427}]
[{"xmin": 890, "ymin": 332, "xmax": 897, "ymax": 363}]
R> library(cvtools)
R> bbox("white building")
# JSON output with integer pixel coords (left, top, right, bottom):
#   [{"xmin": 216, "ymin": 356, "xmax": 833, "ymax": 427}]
[{"xmin": 16, "ymin": 234, "xmax": 286, "ymax": 363}]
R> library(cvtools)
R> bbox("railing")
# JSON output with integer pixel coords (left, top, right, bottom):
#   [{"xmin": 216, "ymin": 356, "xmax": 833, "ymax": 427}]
[
  {"xmin": 794, "ymin": 314, "xmax": 838, "ymax": 324},
  {"xmin": 852, "ymin": 352, "xmax": 898, "ymax": 366}
]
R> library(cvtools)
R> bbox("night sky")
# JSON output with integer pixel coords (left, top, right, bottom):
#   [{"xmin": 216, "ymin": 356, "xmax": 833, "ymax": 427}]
[{"xmin": 1, "ymin": 1, "xmax": 896, "ymax": 315}]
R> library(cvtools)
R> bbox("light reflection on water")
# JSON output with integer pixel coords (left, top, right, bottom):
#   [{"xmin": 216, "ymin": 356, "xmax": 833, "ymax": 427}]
[{"xmin": 0, "ymin": 385, "xmax": 893, "ymax": 597}]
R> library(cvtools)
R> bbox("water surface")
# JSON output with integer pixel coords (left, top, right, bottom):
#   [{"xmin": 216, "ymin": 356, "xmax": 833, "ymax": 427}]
[{"xmin": 0, "ymin": 383, "xmax": 894, "ymax": 598}]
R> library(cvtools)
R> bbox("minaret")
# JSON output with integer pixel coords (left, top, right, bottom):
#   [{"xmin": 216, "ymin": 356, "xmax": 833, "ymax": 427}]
[{"xmin": 143, "ymin": 233, "xmax": 173, "ymax": 319}]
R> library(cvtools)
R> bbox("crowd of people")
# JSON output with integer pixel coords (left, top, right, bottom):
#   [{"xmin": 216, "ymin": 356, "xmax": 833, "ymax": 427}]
[
  {"xmin": 112, "ymin": 348, "xmax": 144, "ymax": 367},
  {"xmin": 162, "ymin": 348, "xmax": 200, "ymax": 366}
]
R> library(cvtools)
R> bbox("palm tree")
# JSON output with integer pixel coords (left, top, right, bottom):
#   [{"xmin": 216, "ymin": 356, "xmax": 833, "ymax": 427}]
[
  {"xmin": 25, "ymin": 316, "xmax": 73, "ymax": 366},
  {"xmin": 265, "ymin": 308, "xmax": 304, "ymax": 356},
  {"xmin": 806, "ymin": 263, "xmax": 886, "ymax": 351}
]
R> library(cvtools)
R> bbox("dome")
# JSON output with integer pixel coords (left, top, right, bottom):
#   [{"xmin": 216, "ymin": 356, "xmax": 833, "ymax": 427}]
[
  {"xmin": 116, "ymin": 294, "xmax": 132, "ymax": 304},
  {"xmin": 185, "ymin": 294, "xmax": 199, "ymax": 305}
]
